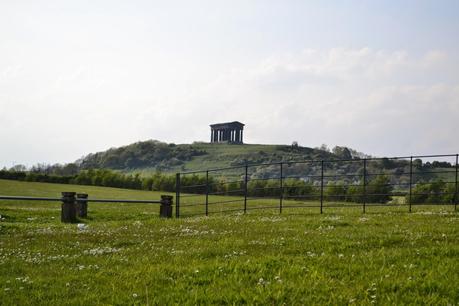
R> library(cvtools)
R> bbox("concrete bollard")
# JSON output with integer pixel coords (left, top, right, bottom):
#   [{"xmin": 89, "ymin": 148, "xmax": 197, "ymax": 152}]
[
  {"xmin": 61, "ymin": 192, "xmax": 77, "ymax": 223},
  {"xmin": 160, "ymin": 195, "xmax": 173, "ymax": 218},
  {"xmin": 76, "ymin": 193, "xmax": 88, "ymax": 218}
]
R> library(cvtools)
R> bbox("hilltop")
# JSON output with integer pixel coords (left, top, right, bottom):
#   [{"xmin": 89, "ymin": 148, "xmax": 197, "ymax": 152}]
[
  {"xmin": 4, "ymin": 140, "xmax": 452, "ymax": 188},
  {"xmin": 73, "ymin": 141, "xmax": 455, "ymax": 190},
  {"xmin": 76, "ymin": 140, "xmax": 358, "ymax": 174}
]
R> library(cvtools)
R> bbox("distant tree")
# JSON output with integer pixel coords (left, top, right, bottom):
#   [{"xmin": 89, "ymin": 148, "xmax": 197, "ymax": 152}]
[
  {"xmin": 319, "ymin": 144, "xmax": 330, "ymax": 152},
  {"xmin": 413, "ymin": 159, "xmax": 423, "ymax": 170},
  {"xmin": 9, "ymin": 164, "xmax": 27, "ymax": 172},
  {"xmin": 366, "ymin": 175, "xmax": 393, "ymax": 203},
  {"xmin": 432, "ymin": 161, "xmax": 452, "ymax": 168},
  {"xmin": 332, "ymin": 146, "xmax": 352, "ymax": 160},
  {"xmin": 409, "ymin": 180, "xmax": 448, "ymax": 204},
  {"xmin": 325, "ymin": 182, "xmax": 347, "ymax": 201},
  {"xmin": 380, "ymin": 158, "xmax": 398, "ymax": 169},
  {"xmin": 346, "ymin": 184, "xmax": 364, "ymax": 203},
  {"xmin": 61, "ymin": 163, "xmax": 79, "ymax": 176},
  {"xmin": 346, "ymin": 175, "xmax": 392, "ymax": 204}
]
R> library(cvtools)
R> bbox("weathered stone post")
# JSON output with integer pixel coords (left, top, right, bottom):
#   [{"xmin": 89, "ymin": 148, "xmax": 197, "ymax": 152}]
[
  {"xmin": 76, "ymin": 193, "xmax": 88, "ymax": 218},
  {"xmin": 61, "ymin": 192, "xmax": 77, "ymax": 223},
  {"xmin": 160, "ymin": 195, "xmax": 173, "ymax": 218}
]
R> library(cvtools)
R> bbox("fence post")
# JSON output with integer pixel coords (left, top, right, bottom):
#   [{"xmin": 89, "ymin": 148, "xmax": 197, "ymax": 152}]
[
  {"xmin": 61, "ymin": 192, "xmax": 77, "ymax": 223},
  {"xmin": 244, "ymin": 165, "xmax": 248, "ymax": 213},
  {"xmin": 175, "ymin": 173, "xmax": 180, "ymax": 218},
  {"xmin": 76, "ymin": 193, "xmax": 88, "ymax": 218},
  {"xmin": 320, "ymin": 160, "xmax": 324, "ymax": 214},
  {"xmin": 205, "ymin": 170, "xmax": 209, "ymax": 216},
  {"xmin": 363, "ymin": 159, "xmax": 367, "ymax": 213},
  {"xmin": 279, "ymin": 163, "xmax": 283, "ymax": 214},
  {"xmin": 455, "ymin": 154, "xmax": 458, "ymax": 211},
  {"xmin": 409, "ymin": 156, "xmax": 413, "ymax": 213},
  {"xmin": 160, "ymin": 195, "xmax": 173, "ymax": 218}
]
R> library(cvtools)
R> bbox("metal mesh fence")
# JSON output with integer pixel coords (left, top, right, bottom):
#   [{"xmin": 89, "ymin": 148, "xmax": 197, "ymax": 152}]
[{"xmin": 176, "ymin": 154, "xmax": 458, "ymax": 217}]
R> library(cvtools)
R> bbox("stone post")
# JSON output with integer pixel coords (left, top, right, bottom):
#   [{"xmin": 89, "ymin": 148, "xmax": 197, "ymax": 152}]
[
  {"xmin": 61, "ymin": 192, "xmax": 77, "ymax": 223},
  {"xmin": 76, "ymin": 193, "xmax": 88, "ymax": 218},
  {"xmin": 160, "ymin": 195, "xmax": 173, "ymax": 218}
]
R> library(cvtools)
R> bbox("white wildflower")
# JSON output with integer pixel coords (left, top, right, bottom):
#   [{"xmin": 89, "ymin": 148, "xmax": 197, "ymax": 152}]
[{"xmin": 83, "ymin": 246, "xmax": 121, "ymax": 256}]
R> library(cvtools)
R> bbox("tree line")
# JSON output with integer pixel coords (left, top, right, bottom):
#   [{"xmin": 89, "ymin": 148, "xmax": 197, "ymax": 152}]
[
  {"xmin": 409, "ymin": 181, "xmax": 457, "ymax": 204},
  {"xmin": 1, "ymin": 168, "xmax": 456, "ymax": 204}
]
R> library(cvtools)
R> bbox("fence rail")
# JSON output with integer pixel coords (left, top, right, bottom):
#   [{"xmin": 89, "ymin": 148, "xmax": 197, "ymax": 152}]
[
  {"xmin": 0, "ymin": 193, "xmax": 173, "ymax": 222},
  {"xmin": 2, "ymin": 153, "xmax": 458, "ymax": 219},
  {"xmin": 0, "ymin": 196, "xmax": 163, "ymax": 204},
  {"xmin": 176, "ymin": 153, "xmax": 459, "ymax": 217}
]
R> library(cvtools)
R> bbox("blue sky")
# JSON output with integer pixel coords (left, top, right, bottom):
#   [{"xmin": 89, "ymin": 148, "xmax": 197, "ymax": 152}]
[{"xmin": 0, "ymin": 0, "xmax": 458, "ymax": 167}]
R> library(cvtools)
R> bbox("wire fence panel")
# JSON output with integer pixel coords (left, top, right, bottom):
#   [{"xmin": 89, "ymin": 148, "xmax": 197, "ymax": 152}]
[{"xmin": 176, "ymin": 153, "xmax": 459, "ymax": 217}]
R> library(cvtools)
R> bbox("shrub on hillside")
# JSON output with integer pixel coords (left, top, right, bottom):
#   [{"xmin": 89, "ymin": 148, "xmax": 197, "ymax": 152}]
[
  {"xmin": 346, "ymin": 175, "xmax": 393, "ymax": 204},
  {"xmin": 408, "ymin": 180, "xmax": 456, "ymax": 204}
]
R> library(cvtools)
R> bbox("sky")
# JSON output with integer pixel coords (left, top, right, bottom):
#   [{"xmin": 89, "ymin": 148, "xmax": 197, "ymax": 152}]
[{"xmin": 1, "ymin": 0, "xmax": 458, "ymax": 168}]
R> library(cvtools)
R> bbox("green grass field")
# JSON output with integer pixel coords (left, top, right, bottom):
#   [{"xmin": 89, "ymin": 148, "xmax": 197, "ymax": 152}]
[
  {"xmin": 132, "ymin": 142, "xmax": 321, "ymax": 175},
  {"xmin": 0, "ymin": 179, "xmax": 458, "ymax": 305}
]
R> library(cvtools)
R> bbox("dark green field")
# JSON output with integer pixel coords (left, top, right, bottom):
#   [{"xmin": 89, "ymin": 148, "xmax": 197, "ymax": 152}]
[{"xmin": 0, "ymin": 179, "xmax": 458, "ymax": 305}]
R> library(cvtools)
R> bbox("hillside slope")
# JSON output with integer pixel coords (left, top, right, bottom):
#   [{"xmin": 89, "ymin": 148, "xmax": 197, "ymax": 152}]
[
  {"xmin": 77, "ymin": 140, "xmax": 340, "ymax": 174},
  {"xmin": 75, "ymin": 140, "xmax": 455, "ymax": 187}
]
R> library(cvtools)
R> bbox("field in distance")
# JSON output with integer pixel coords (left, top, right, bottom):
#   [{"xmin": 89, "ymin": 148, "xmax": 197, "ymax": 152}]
[{"xmin": 0, "ymin": 179, "xmax": 458, "ymax": 305}]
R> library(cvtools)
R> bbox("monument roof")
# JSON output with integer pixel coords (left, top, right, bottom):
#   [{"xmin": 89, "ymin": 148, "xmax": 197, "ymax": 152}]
[{"xmin": 210, "ymin": 121, "xmax": 245, "ymax": 129}]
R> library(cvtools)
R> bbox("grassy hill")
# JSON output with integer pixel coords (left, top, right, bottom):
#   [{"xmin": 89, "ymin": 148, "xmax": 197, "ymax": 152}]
[
  {"xmin": 75, "ymin": 141, "xmax": 456, "ymax": 189},
  {"xmin": 0, "ymin": 179, "xmax": 458, "ymax": 304},
  {"xmin": 77, "ymin": 140, "xmax": 349, "ymax": 174}
]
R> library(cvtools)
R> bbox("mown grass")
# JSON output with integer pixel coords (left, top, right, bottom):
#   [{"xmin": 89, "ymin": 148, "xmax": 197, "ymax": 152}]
[{"xmin": 0, "ymin": 179, "xmax": 458, "ymax": 305}]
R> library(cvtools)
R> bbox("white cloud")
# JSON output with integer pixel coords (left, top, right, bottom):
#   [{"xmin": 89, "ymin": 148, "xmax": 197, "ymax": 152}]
[
  {"xmin": 1, "ymin": 47, "xmax": 458, "ymax": 167},
  {"xmin": 151, "ymin": 48, "xmax": 458, "ymax": 156}
]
